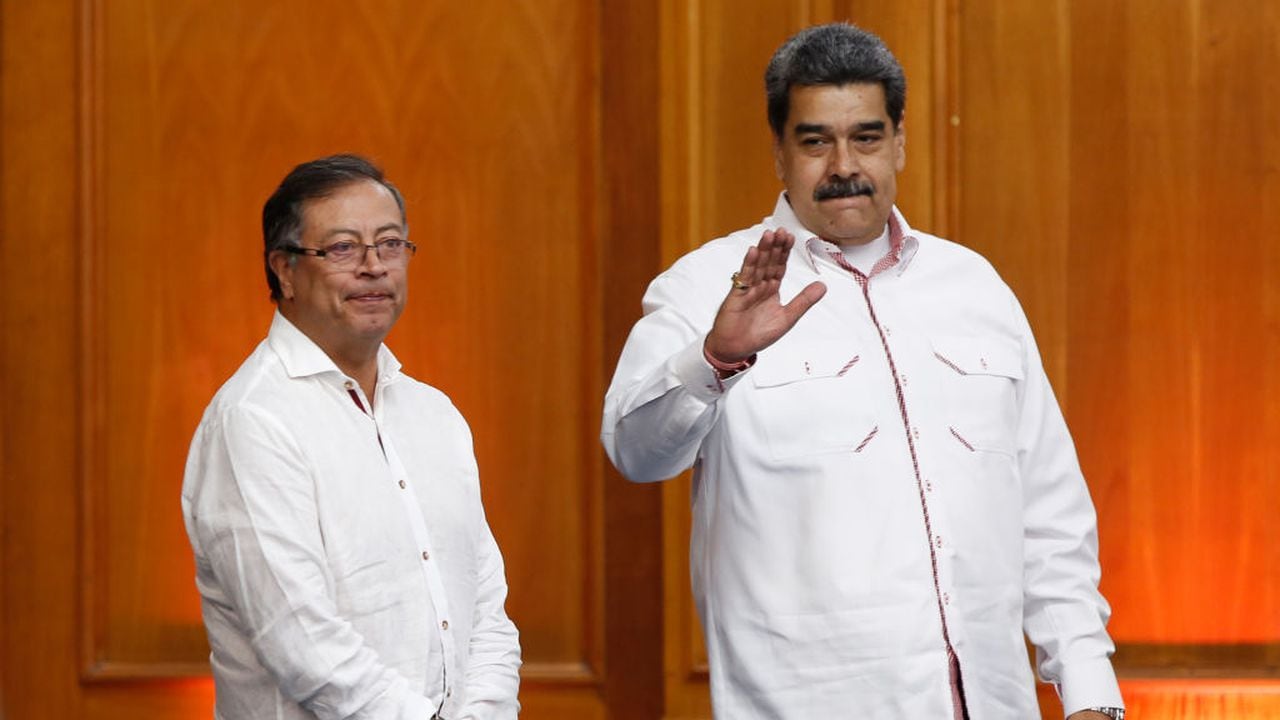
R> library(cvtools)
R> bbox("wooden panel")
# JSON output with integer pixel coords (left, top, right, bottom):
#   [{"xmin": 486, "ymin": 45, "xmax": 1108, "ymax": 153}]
[
  {"xmin": 0, "ymin": 1, "xmax": 85, "ymax": 718},
  {"xmin": 955, "ymin": 0, "xmax": 1070, "ymax": 384},
  {"xmin": 600, "ymin": 1, "xmax": 666, "ymax": 718},
  {"xmin": 961, "ymin": 0, "xmax": 1280, "ymax": 715},
  {"xmin": 1065, "ymin": 0, "xmax": 1280, "ymax": 652},
  {"xmin": 1120, "ymin": 680, "xmax": 1280, "ymax": 719}
]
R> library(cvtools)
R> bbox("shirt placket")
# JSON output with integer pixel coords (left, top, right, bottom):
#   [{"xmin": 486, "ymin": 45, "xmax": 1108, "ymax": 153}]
[
  {"xmin": 381, "ymin": 430, "xmax": 457, "ymax": 711},
  {"xmin": 825, "ymin": 249, "xmax": 970, "ymax": 719},
  {"xmin": 345, "ymin": 378, "xmax": 457, "ymax": 712}
]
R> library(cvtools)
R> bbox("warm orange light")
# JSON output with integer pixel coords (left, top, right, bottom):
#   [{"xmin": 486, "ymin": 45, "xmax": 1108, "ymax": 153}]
[{"xmin": 1118, "ymin": 679, "xmax": 1280, "ymax": 719}]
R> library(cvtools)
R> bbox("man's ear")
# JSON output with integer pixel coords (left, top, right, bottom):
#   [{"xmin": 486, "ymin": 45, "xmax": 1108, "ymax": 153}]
[
  {"xmin": 894, "ymin": 117, "xmax": 907, "ymax": 173},
  {"xmin": 268, "ymin": 250, "xmax": 296, "ymax": 300},
  {"xmin": 773, "ymin": 135, "xmax": 785, "ymax": 181}
]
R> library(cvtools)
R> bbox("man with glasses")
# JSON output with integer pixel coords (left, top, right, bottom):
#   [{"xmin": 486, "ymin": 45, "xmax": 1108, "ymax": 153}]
[{"xmin": 182, "ymin": 154, "xmax": 521, "ymax": 720}]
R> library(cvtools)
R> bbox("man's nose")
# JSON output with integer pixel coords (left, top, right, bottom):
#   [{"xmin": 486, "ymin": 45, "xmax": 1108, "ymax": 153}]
[
  {"xmin": 357, "ymin": 243, "xmax": 389, "ymax": 274},
  {"xmin": 830, "ymin": 141, "xmax": 858, "ymax": 178}
]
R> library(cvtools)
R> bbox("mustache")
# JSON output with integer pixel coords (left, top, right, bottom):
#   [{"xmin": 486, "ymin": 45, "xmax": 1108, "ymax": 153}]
[{"xmin": 814, "ymin": 177, "xmax": 875, "ymax": 201}]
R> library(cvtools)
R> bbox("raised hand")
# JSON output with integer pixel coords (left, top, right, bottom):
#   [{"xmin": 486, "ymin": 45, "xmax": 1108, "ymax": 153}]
[{"xmin": 703, "ymin": 228, "xmax": 827, "ymax": 364}]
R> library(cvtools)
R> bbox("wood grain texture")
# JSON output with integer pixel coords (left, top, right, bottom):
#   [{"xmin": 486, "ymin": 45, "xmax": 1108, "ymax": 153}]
[
  {"xmin": 1, "ymin": 2, "xmax": 84, "ymax": 719},
  {"xmin": 600, "ymin": 0, "xmax": 666, "ymax": 718},
  {"xmin": 954, "ymin": 0, "xmax": 1071, "ymax": 386},
  {"xmin": 1057, "ymin": 0, "xmax": 1280, "ymax": 650}
]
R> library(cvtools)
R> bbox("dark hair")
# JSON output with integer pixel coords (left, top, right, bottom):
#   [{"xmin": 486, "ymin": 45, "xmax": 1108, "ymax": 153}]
[
  {"xmin": 765, "ymin": 23, "xmax": 907, "ymax": 138},
  {"xmin": 261, "ymin": 154, "xmax": 406, "ymax": 301}
]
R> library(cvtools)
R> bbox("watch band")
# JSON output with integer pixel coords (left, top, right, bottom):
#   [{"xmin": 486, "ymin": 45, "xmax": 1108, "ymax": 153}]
[{"xmin": 1086, "ymin": 708, "xmax": 1125, "ymax": 720}]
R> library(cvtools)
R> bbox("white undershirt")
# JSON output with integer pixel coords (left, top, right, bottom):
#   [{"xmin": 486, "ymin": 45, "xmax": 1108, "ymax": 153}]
[{"xmin": 839, "ymin": 224, "xmax": 891, "ymax": 274}]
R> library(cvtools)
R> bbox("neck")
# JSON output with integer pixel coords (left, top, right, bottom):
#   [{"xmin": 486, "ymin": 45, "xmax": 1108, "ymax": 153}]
[{"xmin": 279, "ymin": 307, "xmax": 384, "ymax": 404}]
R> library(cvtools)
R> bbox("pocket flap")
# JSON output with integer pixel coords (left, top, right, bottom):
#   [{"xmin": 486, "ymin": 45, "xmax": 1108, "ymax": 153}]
[
  {"xmin": 931, "ymin": 335, "xmax": 1024, "ymax": 379},
  {"xmin": 751, "ymin": 342, "xmax": 863, "ymax": 388}
]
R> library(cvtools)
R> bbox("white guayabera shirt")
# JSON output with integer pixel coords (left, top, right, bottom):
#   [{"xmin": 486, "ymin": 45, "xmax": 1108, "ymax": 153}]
[
  {"xmin": 183, "ymin": 312, "xmax": 520, "ymax": 720},
  {"xmin": 603, "ymin": 195, "xmax": 1124, "ymax": 719}
]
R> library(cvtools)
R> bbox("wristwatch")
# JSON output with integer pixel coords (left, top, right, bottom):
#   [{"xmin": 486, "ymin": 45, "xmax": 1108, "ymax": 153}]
[{"xmin": 1086, "ymin": 708, "xmax": 1124, "ymax": 720}]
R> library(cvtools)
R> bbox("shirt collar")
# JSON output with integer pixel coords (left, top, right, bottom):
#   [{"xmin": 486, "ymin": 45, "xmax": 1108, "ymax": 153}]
[
  {"xmin": 767, "ymin": 192, "xmax": 920, "ymax": 276},
  {"xmin": 266, "ymin": 310, "xmax": 402, "ymax": 384}
]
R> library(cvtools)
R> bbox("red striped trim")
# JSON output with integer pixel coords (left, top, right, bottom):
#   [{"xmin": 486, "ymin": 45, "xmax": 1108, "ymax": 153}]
[
  {"xmin": 853, "ymin": 426, "xmax": 879, "ymax": 453},
  {"xmin": 949, "ymin": 426, "xmax": 975, "ymax": 452},
  {"xmin": 837, "ymin": 355, "xmax": 861, "ymax": 377},
  {"xmin": 830, "ymin": 246, "xmax": 968, "ymax": 715},
  {"xmin": 935, "ymin": 351, "xmax": 968, "ymax": 376}
]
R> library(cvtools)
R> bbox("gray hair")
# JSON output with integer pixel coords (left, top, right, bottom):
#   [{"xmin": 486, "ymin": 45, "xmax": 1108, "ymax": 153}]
[{"xmin": 765, "ymin": 23, "xmax": 907, "ymax": 138}]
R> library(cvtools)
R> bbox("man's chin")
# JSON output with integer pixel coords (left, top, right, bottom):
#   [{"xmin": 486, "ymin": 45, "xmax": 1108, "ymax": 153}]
[{"xmin": 821, "ymin": 217, "xmax": 880, "ymax": 243}]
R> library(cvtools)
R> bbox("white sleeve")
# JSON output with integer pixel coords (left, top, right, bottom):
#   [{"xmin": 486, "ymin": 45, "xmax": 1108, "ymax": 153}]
[
  {"xmin": 1012, "ymin": 296, "xmax": 1124, "ymax": 715},
  {"xmin": 601, "ymin": 269, "xmax": 750, "ymax": 483}
]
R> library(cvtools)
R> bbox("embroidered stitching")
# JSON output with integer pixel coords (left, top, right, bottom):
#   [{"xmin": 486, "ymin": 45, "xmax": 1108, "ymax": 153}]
[
  {"xmin": 853, "ymin": 426, "xmax": 879, "ymax": 453},
  {"xmin": 949, "ymin": 426, "xmax": 975, "ymax": 452},
  {"xmin": 837, "ymin": 355, "xmax": 861, "ymax": 377},
  {"xmin": 935, "ymin": 352, "xmax": 968, "ymax": 376}
]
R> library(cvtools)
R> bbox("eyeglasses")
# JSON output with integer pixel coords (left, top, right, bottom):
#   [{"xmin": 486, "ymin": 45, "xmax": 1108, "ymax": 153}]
[{"xmin": 283, "ymin": 238, "xmax": 417, "ymax": 270}]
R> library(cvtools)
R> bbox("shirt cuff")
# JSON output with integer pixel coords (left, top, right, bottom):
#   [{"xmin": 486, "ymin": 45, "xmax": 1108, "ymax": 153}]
[
  {"xmin": 672, "ymin": 338, "xmax": 751, "ymax": 403},
  {"xmin": 1058, "ymin": 657, "xmax": 1124, "ymax": 716}
]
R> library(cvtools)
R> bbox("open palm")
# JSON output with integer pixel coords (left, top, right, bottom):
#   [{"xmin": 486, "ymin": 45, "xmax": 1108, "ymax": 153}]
[{"xmin": 704, "ymin": 228, "xmax": 827, "ymax": 364}]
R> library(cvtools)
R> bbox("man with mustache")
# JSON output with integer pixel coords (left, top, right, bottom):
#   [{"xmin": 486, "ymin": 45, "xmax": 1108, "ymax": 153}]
[
  {"xmin": 602, "ymin": 24, "xmax": 1123, "ymax": 720},
  {"xmin": 182, "ymin": 155, "xmax": 521, "ymax": 719}
]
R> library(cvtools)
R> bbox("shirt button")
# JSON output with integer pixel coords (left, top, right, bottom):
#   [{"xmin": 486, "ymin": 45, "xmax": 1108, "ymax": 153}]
[
  {"xmin": 421, "ymin": 550, "xmax": 430, "ymax": 561},
  {"xmin": 399, "ymin": 479, "xmax": 407, "ymax": 489},
  {"xmin": 925, "ymin": 479, "xmax": 934, "ymax": 492},
  {"xmin": 944, "ymin": 592, "xmax": 951, "ymax": 605},
  {"xmin": 935, "ymin": 536, "xmax": 944, "ymax": 549},
  {"xmin": 441, "ymin": 620, "xmax": 449, "ymax": 630},
  {"xmin": 343, "ymin": 380, "xmax": 354, "ymax": 389},
  {"xmin": 901, "ymin": 374, "xmax": 908, "ymax": 386},
  {"xmin": 912, "ymin": 426, "xmax": 921, "ymax": 440}
]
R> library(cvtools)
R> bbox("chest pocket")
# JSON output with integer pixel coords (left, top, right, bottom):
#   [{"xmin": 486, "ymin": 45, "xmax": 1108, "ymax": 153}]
[
  {"xmin": 930, "ymin": 335, "xmax": 1024, "ymax": 455},
  {"xmin": 748, "ymin": 341, "xmax": 874, "ymax": 460}
]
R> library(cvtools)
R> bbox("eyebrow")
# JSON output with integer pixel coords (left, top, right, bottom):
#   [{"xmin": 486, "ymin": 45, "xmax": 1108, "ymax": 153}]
[
  {"xmin": 322, "ymin": 223, "xmax": 405, "ymax": 240},
  {"xmin": 793, "ymin": 120, "xmax": 887, "ymax": 135}
]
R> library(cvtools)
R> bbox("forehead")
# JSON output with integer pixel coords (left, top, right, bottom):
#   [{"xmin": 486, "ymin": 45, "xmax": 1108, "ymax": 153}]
[
  {"xmin": 300, "ymin": 180, "xmax": 404, "ymax": 231},
  {"xmin": 787, "ymin": 82, "xmax": 890, "ymax": 129}
]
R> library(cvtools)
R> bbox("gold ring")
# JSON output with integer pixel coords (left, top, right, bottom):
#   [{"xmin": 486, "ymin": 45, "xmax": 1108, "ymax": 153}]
[{"xmin": 731, "ymin": 271, "xmax": 751, "ymax": 291}]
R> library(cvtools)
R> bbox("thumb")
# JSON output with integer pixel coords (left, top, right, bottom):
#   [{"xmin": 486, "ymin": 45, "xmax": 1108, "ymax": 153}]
[{"xmin": 781, "ymin": 281, "xmax": 827, "ymax": 326}]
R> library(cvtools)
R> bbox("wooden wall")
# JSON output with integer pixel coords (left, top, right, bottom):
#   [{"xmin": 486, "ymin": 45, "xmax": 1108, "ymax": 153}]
[{"xmin": 1, "ymin": 1, "xmax": 1277, "ymax": 719}]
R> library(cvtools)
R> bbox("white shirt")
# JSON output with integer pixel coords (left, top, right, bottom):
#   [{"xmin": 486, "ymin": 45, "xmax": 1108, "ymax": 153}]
[
  {"xmin": 183, "ymin": 312, "xmax": 520, "ymax": 720},
  {"xmin": 602, "ymin": 194, "xmax": 1123, "ymax": 719}
]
